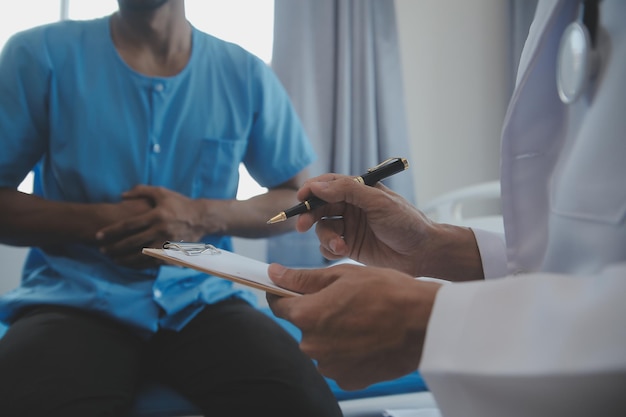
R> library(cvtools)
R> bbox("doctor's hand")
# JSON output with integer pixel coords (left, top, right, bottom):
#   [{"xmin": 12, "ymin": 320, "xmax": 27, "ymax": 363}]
[
  {"xmin": 295, "ymin": 174, "xmax": 483, "ymax": 281},
  {"xmin": 267, "ymin": 262, "xmax": 442, "ymax": 390},
  {"xmin": 96, "ymin": 185, "xmax": 208, "ymax": 268}
]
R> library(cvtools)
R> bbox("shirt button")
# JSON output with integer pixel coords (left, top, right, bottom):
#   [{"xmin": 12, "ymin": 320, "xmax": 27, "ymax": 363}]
[
  {"xmin": 154, "ymin": 83, "xmax": 164, "ymax": 92},
  {"xmin": 153, "ymin": 144, "xmax": 161, "ymax": 153}
]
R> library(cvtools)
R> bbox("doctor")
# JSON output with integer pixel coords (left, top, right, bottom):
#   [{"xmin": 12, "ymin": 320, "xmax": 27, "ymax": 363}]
[{"xmin": 266, "ymin": 0, "xmax": 626, "ymax": 416}]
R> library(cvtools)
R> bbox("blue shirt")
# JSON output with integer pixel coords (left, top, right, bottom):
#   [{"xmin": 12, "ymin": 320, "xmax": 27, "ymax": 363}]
[{"xmin": 0, "ymin": 17, "xmax": 315, "ymax": 335}]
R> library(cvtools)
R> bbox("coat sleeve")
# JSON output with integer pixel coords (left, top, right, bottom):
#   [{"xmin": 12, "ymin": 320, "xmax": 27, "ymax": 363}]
[
  {"xmin": 420, "ymin": 264, "xmax": 626, "ymax": 417},
  {"xmin": 471, "ymin": 228, "xmax": 508, "ymax": 279}
]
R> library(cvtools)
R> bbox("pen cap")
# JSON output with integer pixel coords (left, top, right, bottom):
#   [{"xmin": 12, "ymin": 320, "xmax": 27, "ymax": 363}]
[{"xmin": 359, "ymin": 158, "xmax": 409, "ymax": 186}]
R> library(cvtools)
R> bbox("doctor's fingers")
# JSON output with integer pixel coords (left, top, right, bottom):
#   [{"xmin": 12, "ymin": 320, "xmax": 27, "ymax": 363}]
[
  {"xmin": 296, "ymin": 173, "xmax": 351, "ymax": 201},
  {"xmin": 267, "ymin": 266, "xmax": 346, "ymax": 324},
  {"xmin": 307, "ymin": 176, "xmax": 395, "ymax": 209},
  {"xmin": 294, "ymin": 201, "xmax": 348, "ymax": 234},
  {"xmin": 267, "ymin": 294, "xmax": 323, "ymax": 333},
  {"xmin": 268, "ymin": 263, "xmax": 343, "ymax": 296},
  {"xmin": 313, "ymin": 217, "xmax": 350, "ymax": 259}
]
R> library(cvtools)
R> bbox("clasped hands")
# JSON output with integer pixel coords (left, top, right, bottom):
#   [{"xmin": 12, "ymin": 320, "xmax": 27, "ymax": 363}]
[{"xmin": 95, "ymin": 185, "xmax": 208, "ymax": 269}]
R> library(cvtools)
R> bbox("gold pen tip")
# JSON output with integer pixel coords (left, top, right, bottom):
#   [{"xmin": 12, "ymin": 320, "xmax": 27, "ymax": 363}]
[{"xmin": 267, "ymin": 212, "xmax": 287, "ymax": 224}]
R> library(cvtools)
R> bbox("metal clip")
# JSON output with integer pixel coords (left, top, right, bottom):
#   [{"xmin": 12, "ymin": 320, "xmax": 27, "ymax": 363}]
[
  {"xmin": 162, "ymin": 241, "xmax": 221, "ymax": 256},
  {"xmin": 366, "ymin": 157, "xmax": 408, "ymax": 172}
]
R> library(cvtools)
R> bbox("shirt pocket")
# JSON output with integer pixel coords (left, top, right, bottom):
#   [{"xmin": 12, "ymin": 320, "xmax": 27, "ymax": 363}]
[{"xmin": 192, "ymin": 137, "xmax": 247, "ymax": 199}]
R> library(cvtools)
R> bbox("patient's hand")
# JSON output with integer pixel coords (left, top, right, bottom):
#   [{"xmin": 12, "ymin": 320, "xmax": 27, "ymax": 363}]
[
  {"xmin": 98, "ymin": 197, "xmax": 154, "ymax": 227},
  {"xmin": 95, "ymin": 185, "xmax": 206, "ymax": 269}
]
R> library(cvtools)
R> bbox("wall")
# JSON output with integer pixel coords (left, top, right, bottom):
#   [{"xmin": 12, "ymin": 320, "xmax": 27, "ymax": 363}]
[{"xmin": 395, "ymin": 0, "xmax": 512, "ymax": 206}]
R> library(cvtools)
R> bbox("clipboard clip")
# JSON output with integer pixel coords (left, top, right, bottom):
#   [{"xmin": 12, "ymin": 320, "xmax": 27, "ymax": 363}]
[{"xmin": 163, "ymin": 241, "xmax": 221, "ymax": 256}]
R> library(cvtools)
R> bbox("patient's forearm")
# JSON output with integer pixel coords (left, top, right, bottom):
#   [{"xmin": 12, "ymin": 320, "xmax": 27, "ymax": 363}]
[
  {"xmin": 0, "ymin": 188, "xmax": 146, "ymax": 247},
  {"xmin": 196, "ymin": 187, "xmax": 300, "ymax": 238}
]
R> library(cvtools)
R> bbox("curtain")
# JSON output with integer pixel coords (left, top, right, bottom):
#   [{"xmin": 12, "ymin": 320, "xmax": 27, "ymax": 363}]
[{"xmin": 267, "ymin": 0, "xmax": 414, "ymax": 267}]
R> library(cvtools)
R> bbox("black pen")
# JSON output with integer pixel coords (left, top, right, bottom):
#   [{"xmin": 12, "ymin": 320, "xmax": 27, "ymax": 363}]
[{"xmin": 266, "ymin": 157, "xmax": 409, "ymax": 224}]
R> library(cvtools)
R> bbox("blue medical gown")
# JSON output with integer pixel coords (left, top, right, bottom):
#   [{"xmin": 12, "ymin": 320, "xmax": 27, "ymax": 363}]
[{"xmin": 0, "ymin": 17, "xmax": 315, "ymax": 334}]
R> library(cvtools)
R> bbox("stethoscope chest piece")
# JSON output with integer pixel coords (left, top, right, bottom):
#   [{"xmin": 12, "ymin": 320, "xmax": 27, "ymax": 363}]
[{"xmin": 557, "ymin": 21, "xmax": 594, "ymax": 104}]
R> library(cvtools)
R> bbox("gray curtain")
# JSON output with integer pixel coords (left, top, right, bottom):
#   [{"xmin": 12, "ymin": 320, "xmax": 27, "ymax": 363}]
[
  {"xmin": 267, "ymin": 0, "xmax": 414, "ymax": 266},
  {"xmin": 271, "ymin": 0, "xmax": 414, "ymax": 197}
]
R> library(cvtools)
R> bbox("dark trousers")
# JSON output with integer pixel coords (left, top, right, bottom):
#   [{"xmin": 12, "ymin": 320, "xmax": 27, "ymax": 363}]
[{"xmin": 0, "ymin": 299, "xmax": 343, "ymax": 417}]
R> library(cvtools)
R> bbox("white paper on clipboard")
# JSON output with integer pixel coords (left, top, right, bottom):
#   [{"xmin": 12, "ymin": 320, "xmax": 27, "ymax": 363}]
[{"xmin": 142, "ymin": 246, "xmax": 300, "ymax": 297}]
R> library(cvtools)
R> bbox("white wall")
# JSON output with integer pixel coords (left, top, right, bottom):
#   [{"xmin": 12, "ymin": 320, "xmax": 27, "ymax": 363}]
[{"xmin": 395, "ymin": 0, "xmax": 512, "ymax": 206}]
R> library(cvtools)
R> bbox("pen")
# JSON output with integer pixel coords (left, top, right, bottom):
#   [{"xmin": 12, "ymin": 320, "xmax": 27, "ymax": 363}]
[{"xmin": 266, "ymin": 157, "xmax": 409, "ymax": 224}]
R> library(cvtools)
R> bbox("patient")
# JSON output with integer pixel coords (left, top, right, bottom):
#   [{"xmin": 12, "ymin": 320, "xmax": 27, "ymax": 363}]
[{"xmin": 0, "ymin": 1, "xmax": 342, "ymax": 416}]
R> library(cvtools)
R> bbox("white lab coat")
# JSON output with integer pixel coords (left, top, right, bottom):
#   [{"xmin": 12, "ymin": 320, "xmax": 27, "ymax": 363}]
[{"xmin": 420, "ymin": 0, "xmax": 626, "ymax": 416}]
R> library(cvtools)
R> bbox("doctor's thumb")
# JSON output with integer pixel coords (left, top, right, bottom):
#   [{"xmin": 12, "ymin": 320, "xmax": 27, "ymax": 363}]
[
  {"xmin": 267, "ymin": 263, "xmax": 296, "ymax": 289},
  {"xmin": 268, "ymin": 263, "xmax": 329, "ymax": 295}
]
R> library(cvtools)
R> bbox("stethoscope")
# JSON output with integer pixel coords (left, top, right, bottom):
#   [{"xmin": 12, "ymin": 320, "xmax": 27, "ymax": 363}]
[{"xmin": 556, "ymin": 0, "xmax": 600, "ymax": 104}]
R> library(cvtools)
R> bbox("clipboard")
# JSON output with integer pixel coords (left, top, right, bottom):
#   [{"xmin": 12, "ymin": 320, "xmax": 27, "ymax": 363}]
[{"xmin": 142, "ymin": 242, "xmax": 300, "ymax": 297}]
